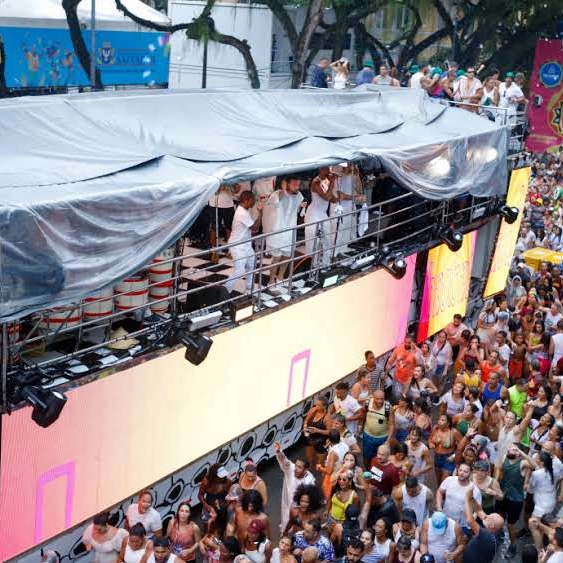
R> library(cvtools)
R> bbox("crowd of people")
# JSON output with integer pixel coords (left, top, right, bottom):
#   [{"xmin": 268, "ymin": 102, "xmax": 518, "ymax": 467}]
[
  {"xmin": 309, "ymin": 58, "xmax": 527, "ymax": 124},
  {"xmin": 78, "ymin": 149, "xmax": 563, "ymax": 563}
]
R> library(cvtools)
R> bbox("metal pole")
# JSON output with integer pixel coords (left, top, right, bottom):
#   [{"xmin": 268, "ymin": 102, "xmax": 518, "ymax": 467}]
[
  {"xmin": 1, "ymin": 323, "xmax": 8, "ymax": 415},
  {"xmin": 90, "ymin": 0, "xmax": 96, "ymax": 88}
]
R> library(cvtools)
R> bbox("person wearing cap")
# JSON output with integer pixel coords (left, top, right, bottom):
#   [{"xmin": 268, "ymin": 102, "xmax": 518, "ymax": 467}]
[
  {"xmin": 372, "ymin": 64, "xmax": 399, "ymax": 87},
  {"xmin": 419, "ymin": 511, "xmax": 463, "ymax": 563},
  {"xmin": 262, "ymin": 175, "xmax": 305, "ymax": 291},
  {"xmin": 242, "ymin": 519, "xmax": 272, "ymax": 563},
  {"xmin": 392, "ymin": 509, "xmax": 420, "ymax": 551},
  {"xmin": 239, "ymin": 462, "xmax": 268, "ymax": 507},
  {"xmin": 274, "ymin": 441, "xmax": 315, "ymax": 534},
  {"xmin": 462, "ymin": 487, "xmax": 504, "ymax": 562},
  {"xmin": 361, "ymin": 487, "xmax": 400, "ymax": 529},
  {"xmin": 198, "ymin": 465, "xmax": 232, "ymax": 523},
  {"xmin": 498, "ymin": 71, "xmax": 525, "ymax": 125},
  {"xmin": 355, "ymin": 61, "xmax": 375, "ymax": 86}
]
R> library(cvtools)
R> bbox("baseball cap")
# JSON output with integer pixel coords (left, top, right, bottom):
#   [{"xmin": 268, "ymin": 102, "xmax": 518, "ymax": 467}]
[
  {"xmin": 430, "ymin": 511, "xmax": 447, "ymax": 535},
  {"xmin": 364, "ymin": 61, "xmax": 374, "ymax": 68},
  {"xmin": 400, "ymin": 509, "xmax": 417, "ymax": 524},
  {"xmin": 225, "ymin": 484, "xmax": 243, "ymax": 501},
  {"xmin": 506, "ymin": 71, "xmax": 515, "ymax": 78},
  {"xmin": 216, "ymin": 466, "xmax": 229, "ymax": 479},
  {"xmin": 248, "ymin": 519, "xmax": 266, "ymax": 534},
  {"xmin": 410, "ymin": 64, "xmax": 420, "ymax": 73}
]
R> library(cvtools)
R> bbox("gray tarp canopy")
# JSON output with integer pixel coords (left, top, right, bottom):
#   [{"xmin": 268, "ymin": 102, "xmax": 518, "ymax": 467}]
[{"xmin": 0, "ymin": 88, "xmax": 508, "ymax": 320}]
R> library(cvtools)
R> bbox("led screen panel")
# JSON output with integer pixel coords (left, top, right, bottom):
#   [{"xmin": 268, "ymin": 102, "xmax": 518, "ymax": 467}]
[
  {"xmin": 0, "ymin": 256, "xmax": 417, "ymax": 560},
  {"xmin": 484, "ymin": 167, "xmax": 532, "ymax": 298},
  {"xmin": 417, "ymin": 231, "xmax": 477, "ymax": 341}
]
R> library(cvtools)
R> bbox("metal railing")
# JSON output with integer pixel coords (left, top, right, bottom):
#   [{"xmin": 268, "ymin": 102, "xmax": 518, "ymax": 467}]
[{"xmin": 0, "ymin": 187, "xmax": 501, "ymax": 383}]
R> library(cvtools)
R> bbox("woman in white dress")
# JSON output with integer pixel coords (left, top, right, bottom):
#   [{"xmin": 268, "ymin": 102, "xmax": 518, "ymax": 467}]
[
  {"xmin": 82, "ymin": 512, "xmax": 129, "ymax": 563},
  {"xmin": 305, "ymin": 169, "xmax": 337, "ymax": 269},
  {"xmin": 330, "ymin": 59, "xmax": 350, "ymax": 89}
]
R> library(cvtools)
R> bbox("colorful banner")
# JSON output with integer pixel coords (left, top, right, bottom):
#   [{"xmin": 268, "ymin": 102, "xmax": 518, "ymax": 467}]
[
  {"xmin": 0, "ymin": 257, "xmax": 416, "ymax": 561},
  {"xmin": 484, "ymin": 167, "xmax": 532, "ymax": 297},
  {"xmin": 0, "ymin": 27, "xmax": 170, "ymax": 88},
  {"xmin": 527, "ymin": 39, "xmax": 563, "ymax": 152},
  {"xmin": 417, "ymin": 232, "xmax": 477, "ymax": 341}
]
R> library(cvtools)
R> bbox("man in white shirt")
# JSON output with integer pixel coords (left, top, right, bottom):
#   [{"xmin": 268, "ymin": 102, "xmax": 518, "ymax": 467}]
[
  {"xmin": 498, "ymin": 72, "xmax": 525, "ymax": 124},
  {"xmin": 274, "ymin": 441, "xmax": 316, "ymax": 532},
  {"xmin": 329, "ymin": 381, "xmax": 363, "ymax": 436},
  {"xmin": 493, "ymin": 331, "xmax": 511, "ymax": 366},
  {"xmin": 436, "ymin": 463, "xmax": 482, "ymax": 534},
  {"xmin": 225, "ymin": 191, "xmax": 259, "ymax": 294},
  {"xmin": 262, "ymin": 175, "xmax": 305, "ymax": 289},
  {"xmin": 410, "ymin": 63, "xmax": 429, "ymax": 90}
]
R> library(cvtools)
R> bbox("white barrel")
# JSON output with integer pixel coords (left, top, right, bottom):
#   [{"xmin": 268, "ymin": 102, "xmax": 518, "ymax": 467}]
[
  {"xmin": 148, "ymin": 247, "xmax": 175, "ymax": 288},
  {"xmin": 82, "ymin": 287, "xmax": 114, "ymax": 320},
  {"xmin": 149, "ymin": 284, "xmax": 170, "ymax": 313},
  {"xmin": 39, "ymin": 306, "xmax": 82, "ymax": 331},
  {"xmin": 114, "ymin": 276, "xmax": 149, "ymax": 311}
]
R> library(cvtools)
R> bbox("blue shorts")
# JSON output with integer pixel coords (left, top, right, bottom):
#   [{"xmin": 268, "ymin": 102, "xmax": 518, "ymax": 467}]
[
  {"xmin": 434, "ymin": 452, "xmax": 455, "ymax": 474},
  {"xmin": 363, "ymin": 432, "xmax": 388, "ymax": 466}
]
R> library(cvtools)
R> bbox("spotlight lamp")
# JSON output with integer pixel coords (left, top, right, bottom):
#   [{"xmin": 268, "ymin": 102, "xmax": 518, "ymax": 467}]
[
  {"xmin": 11, "ymin": 384, "xmax": 68, "ymax": 428},
  {"xmin": 179, "ymin": 330, "xmax": 213, "ymax": 366},
  {"xmin": 500, "ymin": 205, "xmax": 519, "ymax": 225},
  {"xmin": 439, "ymin": 226, "xmax": 464, "ymax": 252},
  {"xmin": 382, "ymin": 254, "xmax": 408, "ymax": 280}
]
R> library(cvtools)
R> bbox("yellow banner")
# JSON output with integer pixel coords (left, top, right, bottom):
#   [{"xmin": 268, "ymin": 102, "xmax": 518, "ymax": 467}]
[{"xmin": 484, "ymin": 167, "xmax": 532, "ymax": 297}]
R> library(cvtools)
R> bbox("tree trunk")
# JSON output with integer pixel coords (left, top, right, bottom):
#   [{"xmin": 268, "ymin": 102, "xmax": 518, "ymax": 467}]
[
  {"xmin": 114, "ymin": 0, "xmax": 260, "ymax": 88},
  {"xmin": 62, "ymin": 0, "xmax": 103, "ymax": 89},
  {"xmin": 291, "ymin": 0, "xmax": 324, "ymax": 88}
]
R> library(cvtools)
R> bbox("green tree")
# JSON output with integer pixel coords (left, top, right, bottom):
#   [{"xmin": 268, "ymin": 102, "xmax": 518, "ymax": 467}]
[{"xmin": 114, "ymin": 0, "xmax": 261, "ymax": 88}]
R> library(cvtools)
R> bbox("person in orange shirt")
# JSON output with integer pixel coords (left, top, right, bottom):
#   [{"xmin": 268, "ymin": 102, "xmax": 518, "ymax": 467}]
[
  {"xmin": 479, "ymin": 350, "xmax": 506, "ymax": 385},
  {"xmin": 385, "ymin": 334, "xmax": 419, "ymax": 400}
]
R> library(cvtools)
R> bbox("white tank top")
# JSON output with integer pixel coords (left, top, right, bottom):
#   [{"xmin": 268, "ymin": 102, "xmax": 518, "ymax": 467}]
[
  {"xmin": 407, "ymin": 442, "xmax": 428, "ymax": 485},
  {"xmin": 305, "ymin": 177, "xmax": 330, "ymax": 222},
  {"xmin": 330, "ymin": 441, "xmax": 350, "ymax": 464},
  {"xmin": 124, "ymin": 544, "xmax": 149, "ymax": 563},
  {"xmin": 401, "ymin": 484, "xmax": 428, "ymax": 526},
  {"xmin": 427, "ymin": 517, "xmax": 457, "ymax": 563}
]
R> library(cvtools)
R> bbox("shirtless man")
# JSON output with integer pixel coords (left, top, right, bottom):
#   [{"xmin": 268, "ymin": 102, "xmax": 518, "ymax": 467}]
[{"xmin": 234, "ymin": 489, "xmax": 271, "ymax": 545}]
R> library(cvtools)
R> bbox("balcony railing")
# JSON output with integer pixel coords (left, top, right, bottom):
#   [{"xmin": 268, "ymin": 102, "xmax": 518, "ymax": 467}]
[{"xmin": 0, "ymin": 187, "xmax": 502, "ymax": 388}]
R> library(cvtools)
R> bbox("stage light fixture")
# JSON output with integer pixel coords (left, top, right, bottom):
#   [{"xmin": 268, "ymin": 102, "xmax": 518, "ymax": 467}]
[
  {"xmin": 500, "ymin": 205, "xmax": 519, "ymax": 224},
  {"xmin": 21, "ymin": 385, "xmax": 67, "ymax": 428},
  {"xmin": 439, "ymin": 226, "xmax": 463, "ymax": 252},
  {"xmin": 179, "ymin": 331, "xmax": 213, "ymax": 365},
  {"xmin": 318, "ymin": 267, "xmax": 343, "ymax": 289},
  {"xmin": 381, "ymin": 254, "xmax": 407, "ymax": 280},
  {"xmin": 230, "ymin": 296, "xmax": 254, "ymax": 323}
]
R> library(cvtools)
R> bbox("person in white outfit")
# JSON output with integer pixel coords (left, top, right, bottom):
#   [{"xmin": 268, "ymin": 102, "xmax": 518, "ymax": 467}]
[
  {"xmin": 328, "ymin": 164, "xmax": 365, "ymax": 257},
  {"xmin": 329, "ymin": 58, "xmax": 350, "ymax": 89},
  {"xmin": 226, "ymin": 191, "xmax": 259, "ymax": 294},
  {"xmin": 274, "ymin": 441, "xmax": 316, "ymax": 533},
  {"xmin": 419, "ymin": 511, "xmax": 464, "ymax": 563},
  {"xmin": 305, "ymin": 168, "xmax": 337, "ymax": 269},
  {"xmin": 497, "ymin": 72, "xmax": 525, "ymax": 125},
  {"xmin": 262, "ymin": 175, "xmax": 305, "ymax": 289}
]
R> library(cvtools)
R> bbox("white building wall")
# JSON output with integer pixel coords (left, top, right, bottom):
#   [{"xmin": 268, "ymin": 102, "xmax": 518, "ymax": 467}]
[{"xmin": 168, "ymin": 0, "xmax": 273, "ymax": 89}]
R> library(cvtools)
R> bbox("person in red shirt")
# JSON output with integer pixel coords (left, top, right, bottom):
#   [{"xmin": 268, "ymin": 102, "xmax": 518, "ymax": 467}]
[
  {"xmin": 367, "ymin": 444, "xmax": 401, "ymax": 495},
  {"xmin": 386, "ymin": 335, "xmax": 419, "ymax": 400},
  {"xmin": 479, "ymin": 350, "xmax": 504, "ymax": 385}
]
